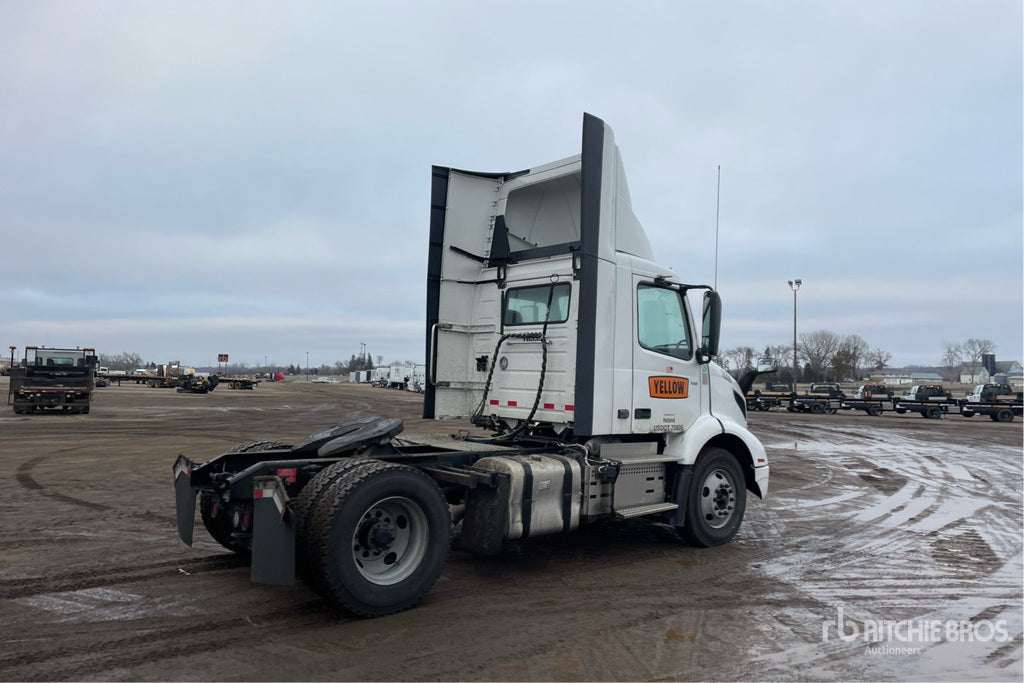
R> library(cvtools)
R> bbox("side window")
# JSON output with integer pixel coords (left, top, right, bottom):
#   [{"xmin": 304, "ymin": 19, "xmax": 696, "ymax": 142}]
[
  {"xmin": 637, "ymin": 283, "xmax": 692, "ymax": 360},
  {"xmin": 504, "ymin": 283, "xmax": 571, "ymax": 326}
]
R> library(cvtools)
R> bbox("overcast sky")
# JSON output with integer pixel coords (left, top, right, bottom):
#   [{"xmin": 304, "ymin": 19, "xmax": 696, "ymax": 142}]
[{"xmin": 2, "ymin": 0, "xmax": 1020, "ymax": 372}]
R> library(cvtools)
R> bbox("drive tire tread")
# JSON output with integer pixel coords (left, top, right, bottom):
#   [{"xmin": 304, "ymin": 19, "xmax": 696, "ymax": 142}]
[
  {"xmin": 294, "ymin": 458, "xmax": 377, "ymax": 581},
  {"xmin": 306, "ymin": 460, "xmax": 394, "ymax": 597},
  {"xmin": 308, "ymin": 462, "xmax": 451, "ymax": 617}
]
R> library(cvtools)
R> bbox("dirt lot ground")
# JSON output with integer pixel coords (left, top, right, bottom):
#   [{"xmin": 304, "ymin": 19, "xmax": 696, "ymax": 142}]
[{"xmin": 1, "ymin": 377, "xmax": 1021, "ymax": 681}]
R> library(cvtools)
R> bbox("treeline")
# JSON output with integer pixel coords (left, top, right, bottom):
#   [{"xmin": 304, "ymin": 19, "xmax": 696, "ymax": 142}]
[
  {"xmin": 720, "ymin": 332, "xmax": 886, "ymax": 384},
  {"xmin": 97, "ymin": 349, "xmax": 399, "ymax": 376},
  {"xmin": 721, "ymin": 332, "xmax": 997, "ymax": 384}
]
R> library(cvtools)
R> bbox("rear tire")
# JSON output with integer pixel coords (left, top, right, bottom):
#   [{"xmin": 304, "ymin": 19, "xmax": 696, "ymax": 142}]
[
  {"xmin": 995, "ymin": 409, "xmax": 1014, "ymax": 423},
  {"xmin": 199, "ymin": 492, "xmax": 250, "ymax": 558},
  {"xmin": 866, "ymin": 404, "xmax": 883, "ymax": 417},
  {"xmin": 307, "ymin": 462, "xmax": 451, "ymax": 617},
  {"xmin": 924, "ymin": 406, "xmax": 942, "ymax": 419},
  {"xmin": 294, "ymin": 458, "xmax": 377, "ymax": 581},
  {"xmin": 679, "ymin": 448, "xmax": 746, "ymax": 547},
  {"xmin": 810, "ymin": 402, "xmax": 825, "ymax": 414}
]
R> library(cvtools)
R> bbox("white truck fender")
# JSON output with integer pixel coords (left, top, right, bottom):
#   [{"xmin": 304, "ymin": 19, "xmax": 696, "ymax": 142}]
[{"xmin": 663, "ymin": 414, "xmax": 769, "ymax": 498}]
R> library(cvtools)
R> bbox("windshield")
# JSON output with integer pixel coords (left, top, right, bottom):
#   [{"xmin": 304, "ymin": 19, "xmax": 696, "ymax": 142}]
[{"xmin": 31, "ymin": 350, "xmax": 85, "ymax": 367}]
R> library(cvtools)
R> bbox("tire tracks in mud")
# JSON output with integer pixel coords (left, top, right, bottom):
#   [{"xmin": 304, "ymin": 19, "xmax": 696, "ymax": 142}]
[
  {"xmin": 741, "ymin": 415, "xmax": 1023, "ymax": 678},
  {"xmin": 14, "ymin": 455, "xmax": 177, "ymax": 524},
  {"xmin": 16, "ymin": 455, "xmax": 113, "ymax": 512},
  {"xmin": 0, "ymin": 599, "xmax": 331, "ymax": 681},
  {"xmin": 0, "ymin": 554, "xmax": 245, "ymax": 600}
]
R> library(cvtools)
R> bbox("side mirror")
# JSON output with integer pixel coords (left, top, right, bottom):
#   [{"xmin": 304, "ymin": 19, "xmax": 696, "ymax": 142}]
[
  {"xmin": 756, "ymin": 356, "xmax": 777, "ymax": 373},
  {"xmin": 699, "ymin": 290, "xmax": 722, "ymax": 362}
]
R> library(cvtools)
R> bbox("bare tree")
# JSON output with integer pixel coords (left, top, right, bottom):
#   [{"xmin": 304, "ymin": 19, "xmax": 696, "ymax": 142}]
[
  {"xmin": 100, "ymin": 351, "xmax": 145, "ymax": 371},
  {"xmin": 833, "ymin": 334, "xmax": 869, "ymax": 380},
  {"xmin": 962, "ymin": 338, "xmax": 996, "ymax": 382},
  {"xmin": 799, "ymin": 330, "xmax": 842, "ymax": 381},
  {"xmin": 720, "ymin": 346, "xmax": 757, "ymax": 374},
  {"xmin": 940, "ymin": 341, "xmax": 963, "ymax": 381},
  {"xmin": 865, "ymin": 347, "xmax": 892, "ymax": 372}
]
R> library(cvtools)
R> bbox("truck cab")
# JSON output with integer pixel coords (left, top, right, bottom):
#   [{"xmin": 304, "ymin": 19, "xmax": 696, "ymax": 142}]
[
  {"xmin": 902, "ymin": 384, "xmax": 950, "ymax": 402},
  {"xmin": 8, "ymin": 346, "xmax": 98, "ymax": 414},
  {"xmin": 855, "ymin": 384, "xmax": 890, "ymax": 399},
  {"xmin": 965, "ymin": 383, "xmax": 1019, "ymax": 403},
  {"xmin": 425, "ymin": 112, "xmax": 767, "ymax": 515}
]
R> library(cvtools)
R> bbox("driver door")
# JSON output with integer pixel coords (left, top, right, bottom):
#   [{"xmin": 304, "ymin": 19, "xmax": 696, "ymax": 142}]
[{"xmin": 630, "ymin": 278, "xmax": 703, "ymax": 435}]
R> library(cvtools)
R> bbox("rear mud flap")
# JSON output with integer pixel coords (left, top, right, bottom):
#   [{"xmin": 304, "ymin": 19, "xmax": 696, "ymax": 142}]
[
  {"xmin": 251, "ymin": 476, "xmax": 296, "ymax": 585},
  {"xmin": 461, "ymin": 474, "xmax": 510, "ymax": 555},
  {"xmin": 173, "ymin": 455, "xmax": 197, "ymax": 546}
]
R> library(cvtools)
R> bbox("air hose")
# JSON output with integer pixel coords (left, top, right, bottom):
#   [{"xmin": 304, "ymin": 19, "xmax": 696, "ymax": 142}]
[{"xmin": 469, "ymin": 284, "xmax": 556, "ymax": 439}]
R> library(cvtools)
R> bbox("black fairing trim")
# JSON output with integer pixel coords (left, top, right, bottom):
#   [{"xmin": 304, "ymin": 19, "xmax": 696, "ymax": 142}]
[
  {"xmin": 423, "ymin": 165, "xmax": 450, "ymax": 419},
  {"xmin": 490, "ymin": 215, "xmax": 511, "ymax": 264},
  {"xmin": 574, "ymin": 112, "xmax": 604, "ymax": 436}
]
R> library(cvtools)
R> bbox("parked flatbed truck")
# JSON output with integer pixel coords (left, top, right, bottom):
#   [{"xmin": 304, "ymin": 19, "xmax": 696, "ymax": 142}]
[
  {"xmin": 891, "ymin": 384, "xmax": 959, "ymax": 419},
  {"xmin": 845, "ymin": 384, "xmax": 959, "ymax": 419},
  {"xmin": 787, "ymin": 384, "xmax": 846, "ymax": 415},
  {"xmin": 746, "ymin": 389, "xmax": 785, "ymax": 411},
  {"xmin": 959, "ymin": 384, "xmax": 1022, "ymax": 422},
  {"xmin": 8, "ymin": 346, "xmax": 98, "ymax": 414},
  {"xmin": 842, "ymin": 383, "xmax": 896, "ymax": 416},
  {"xmin": 173, "ymin": 114, "xmax": 771, "ymax": 617},
  {"xmin": 220, "ymin": 376, "xmax": 260, "ymax": 390}
]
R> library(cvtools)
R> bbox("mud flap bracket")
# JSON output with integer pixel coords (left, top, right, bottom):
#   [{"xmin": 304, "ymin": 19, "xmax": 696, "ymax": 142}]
[
  {"xmin": 461, "ymin": 473, "xmax": 510, "ymax": 555},
  {"xmin": 251, "ymin": 475, "xmax": 296, "ymax": 585},
  {"xmin": 173, "ymin": 455, "xmax": 197, "ymax": 546},
  {"xmin": 667, "ymin": 466, "xmax": 693, "ymax": 527}
]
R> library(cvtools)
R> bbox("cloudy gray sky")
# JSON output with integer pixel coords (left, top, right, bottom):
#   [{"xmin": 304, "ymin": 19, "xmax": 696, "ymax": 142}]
[{"xmin": 2, "ymin": 0, "xmax": 1020, "ymax": 372}]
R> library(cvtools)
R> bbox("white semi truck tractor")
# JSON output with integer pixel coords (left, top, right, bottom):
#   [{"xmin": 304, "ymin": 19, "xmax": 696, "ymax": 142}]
[{"xmin": 173, "ymin": 113, "xmax": 771, "ymax": 617}]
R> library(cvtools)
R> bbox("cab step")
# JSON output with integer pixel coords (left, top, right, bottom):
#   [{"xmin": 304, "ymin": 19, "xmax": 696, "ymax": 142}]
[{"xmin": 615, "ymin": 502, "xmax": 679, "ymax": 519}]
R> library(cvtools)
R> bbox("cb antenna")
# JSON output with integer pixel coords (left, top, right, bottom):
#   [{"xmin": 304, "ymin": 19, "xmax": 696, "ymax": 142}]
[{"xmin": 714, "ymin": 164, "xmax": 721, "ymax": 290}]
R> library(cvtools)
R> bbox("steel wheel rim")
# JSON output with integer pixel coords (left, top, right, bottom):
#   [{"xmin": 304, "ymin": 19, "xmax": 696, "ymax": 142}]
[
  {"xmin": 699, "ymin": 468, "xmax": 737, "ymax": 529},
  {"xmin": 350, "ymin": 496, "xmax": 428, "ymax": 585}
]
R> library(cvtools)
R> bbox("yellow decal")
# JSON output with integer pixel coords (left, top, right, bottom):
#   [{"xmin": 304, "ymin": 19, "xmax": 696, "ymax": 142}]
[{"xmin": 649, "ymin": 376, "xmax": 689, "ymax": 399}]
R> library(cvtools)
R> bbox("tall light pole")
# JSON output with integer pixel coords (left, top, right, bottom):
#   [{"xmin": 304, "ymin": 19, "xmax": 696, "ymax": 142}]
[
  {"xmin": 306, "ymin": 351, "xmax": 310, "ymax": 382},
  {"xmin": 787, "ymin": 279, "xmax": 802, "ymax": 391}
]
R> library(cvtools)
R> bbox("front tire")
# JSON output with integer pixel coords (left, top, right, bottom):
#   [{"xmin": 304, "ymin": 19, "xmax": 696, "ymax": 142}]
[
  {"xmin": 679, "ymin": 448, "xmax": 747, "ymax": 547},
  {"xmin": 308, "ymin": 462, "xmax": 451, "ymax": 617}
]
